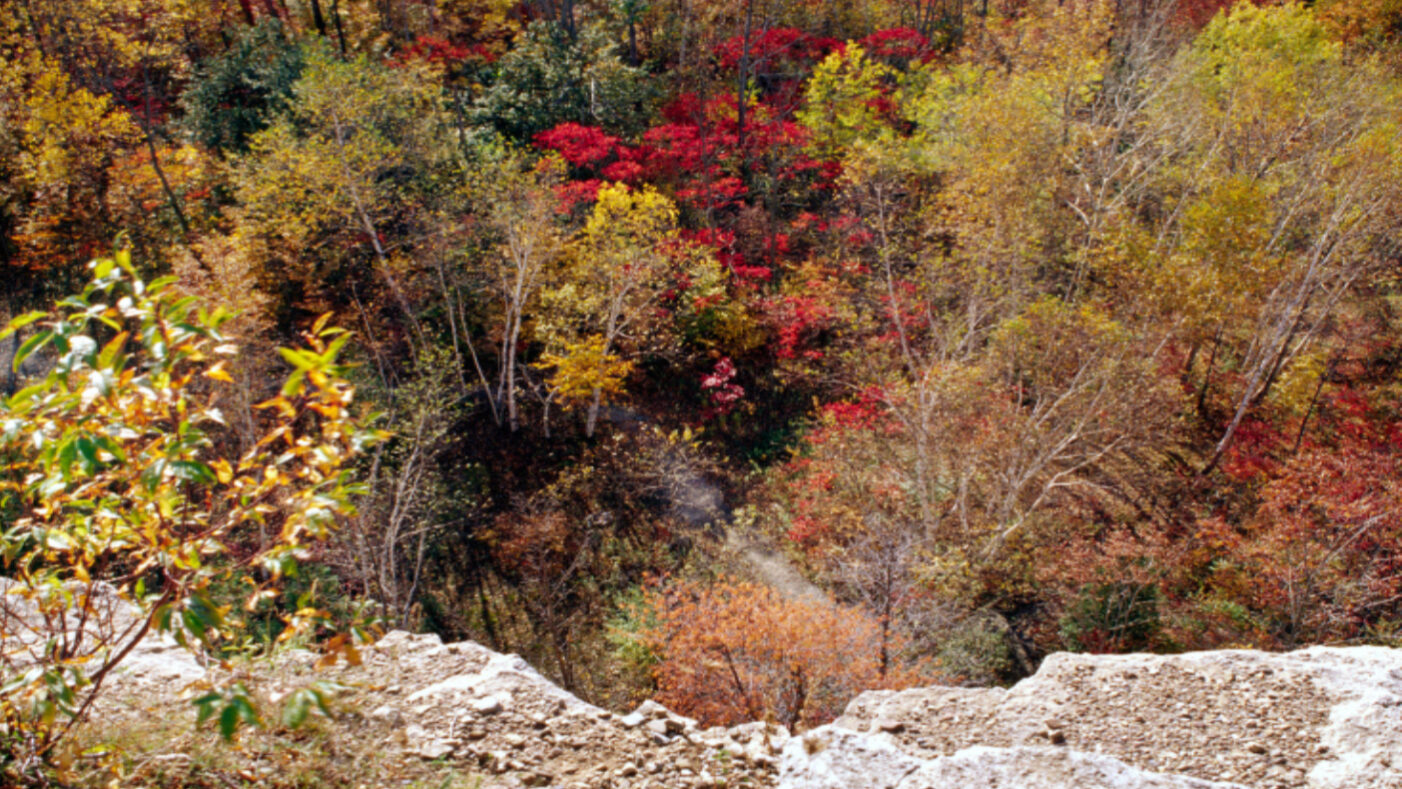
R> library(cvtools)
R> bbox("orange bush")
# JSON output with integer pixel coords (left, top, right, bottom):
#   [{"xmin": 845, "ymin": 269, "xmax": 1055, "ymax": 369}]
[{"xmin": 634, "ymin": 578, "xmax": 933, "ymax": 729}]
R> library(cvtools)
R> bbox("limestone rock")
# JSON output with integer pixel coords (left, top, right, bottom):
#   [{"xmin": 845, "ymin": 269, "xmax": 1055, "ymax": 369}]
[
  {"xmin": 781, "ymin": 647, "xmax": 1402, "ymax": 789},
  {"xmin": 369, "ymin": 704, "xmax": 403, "ymax": 725},
  {"xmin": 472, "ymin": 696, "xmax": 505, "ymax": 715},
  {"xmin": 632, "ymin": 699, "xmax": 672, "ymax": 719},
  {"xmin": 781, "ymin": 727, "xmax": 1248, "ymax": 788},
  {"xmin": 1, "ymin": 577, "xmax": 205, "ymax": 686},
  {"xmin": 406, "ymin": 650, "xmax": 598, "ymax": 717},
  {"xmin": 779, "ymin": 726, "xmax": 924, "ymax": 789},
  {"xmin": 902, "ymin": 746, "xmax": 1245, "ymax": 789}
]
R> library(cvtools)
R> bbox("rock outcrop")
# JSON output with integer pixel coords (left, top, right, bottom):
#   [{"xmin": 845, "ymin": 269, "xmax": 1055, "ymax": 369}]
[
  {"xmin": 305, "ymin": 630, "xmax": 785, "ymax": 788},
  {"xmin": 779, "ymin": 647, "xmax": 1402, "ymax": 789},
  {"xmin": 11, "ymin": 582, "xmax": 1402, "ymax": 789}
]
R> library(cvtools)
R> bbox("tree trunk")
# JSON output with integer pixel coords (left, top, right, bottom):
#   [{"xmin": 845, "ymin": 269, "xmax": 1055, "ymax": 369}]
[
  {"xmin": 1195, "ymin": 330, "xmax": 1220, "ymax": 423},
  {"xmin": 330, "ymin": 0, "xmax": 348, "ymax": 56},
  {"xmin": 503, "ymin": 308, "xmax": 523, "ymax": 432},
  {"xmin": 585, "ymin": 387, "xmax": 602, "ymax": 437},
  {"xmin": 1290, "ymin": 363, "xmax": 1330, "ymax": 455},
  {"xmin": 735, "ymin": 0, "xmax": 755, "ymax": 180},
  {"xmin": 309, "ymin": 0, "xmax": 329, "ymax": 37},
  {"xmin": 5, "ymin": 329, "xmax": 18, "ymax": 397}
]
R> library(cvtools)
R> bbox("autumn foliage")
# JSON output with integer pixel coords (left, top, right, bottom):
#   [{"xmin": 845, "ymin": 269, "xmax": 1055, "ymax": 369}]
[
  {"xmin": 10, "ymin": 0, "xmax": 1402, "ymax": 779},
  {"xmin": 633, "ymin": 579, "xmax": 933, "ymax": 729}
]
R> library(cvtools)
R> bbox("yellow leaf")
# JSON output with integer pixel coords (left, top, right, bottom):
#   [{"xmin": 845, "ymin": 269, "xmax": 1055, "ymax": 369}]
[
  {"xmin": 211, "ymin": 458, "xmax": 234, "ymax": 485},
  {"xmin": 203, "ymin": 362, "xmax": 233, "ymax": 383}
]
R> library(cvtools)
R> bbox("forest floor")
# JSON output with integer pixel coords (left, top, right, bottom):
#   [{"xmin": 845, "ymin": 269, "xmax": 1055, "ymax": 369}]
[{"xmin": 603, "ymin": 405, "xmax": 824, "ymax": 603}]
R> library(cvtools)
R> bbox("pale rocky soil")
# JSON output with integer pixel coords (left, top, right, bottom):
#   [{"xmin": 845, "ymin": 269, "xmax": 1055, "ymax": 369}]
[
  {"xmin": 835, "ymin": 657, "xmax": 1330, "ymax": 786},
  {"xmin": 787, "ymin": 647, "xmax": 1402, "ymax": 789},
  {"xmin": 86, "ymin": 628, "xmax": 783, "ymax": 789},
  {"xmin": 4, "ymin": 581, "xmax": 777, "ymax": 787},
  {"xmin": 92, "ymin": 628, "xmax": 1402, "ymax": 789},
  {"xmin": 302, "ymin": 630, "xmax": 784, "ymax": 789}
]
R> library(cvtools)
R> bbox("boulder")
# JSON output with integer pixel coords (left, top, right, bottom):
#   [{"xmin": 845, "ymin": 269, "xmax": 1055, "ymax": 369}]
[{"xmin": 406, "ymin": 650, "xmax": 602, "ymax": 718}]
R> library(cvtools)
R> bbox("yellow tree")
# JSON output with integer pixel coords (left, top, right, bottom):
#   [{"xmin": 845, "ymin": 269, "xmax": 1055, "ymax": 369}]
[
  {"xmin": 798, "ymin": 43, "xmax": 897, "ymax": 162},
  {"xmin": 901, "ymin": 0, "xmax": 1115, "ymax": 357},
  {"xmin": 540, "ymin": 182, "xmax": 680, "ymax": 436},
  {"xmin": 15, "ymin": 0, "xmax": 228, "ymax": 250},
  {"xmin": 817, "ymin": 0, "xmax": 1121, "ymax": 387},
  {"xmin": 10, "ymin": 60, "xmax": 141, "ymax": 276},
  {"xmin": 534, "ymin": 335, "xmax": 635, "ymax": 422},
  {"xmin": 1127, "ymin": 2, "xmax": 1402, "ymax": 474},
  {"xmin": 234, "ymin": 45, "xmax": 449, "ymax": 328},
  {"xmin": 784, "ymin": 1, "xmax": 1183, "ymax": 633}
]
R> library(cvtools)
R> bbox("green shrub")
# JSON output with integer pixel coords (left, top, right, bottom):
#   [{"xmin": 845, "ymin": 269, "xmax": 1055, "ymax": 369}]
[
  {"xmin": 935, "ymin": 617, "xmax": 1014, "ymax": 684},
  {"xmin": 1060, "ymin": 582, "xmax": 1162, "ymax": 652}
]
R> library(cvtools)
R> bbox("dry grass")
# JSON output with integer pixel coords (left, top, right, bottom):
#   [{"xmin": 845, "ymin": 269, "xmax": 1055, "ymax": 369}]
[{"xmin": 62, "ymin": 660, "xmax": 486, "ymax": 789}]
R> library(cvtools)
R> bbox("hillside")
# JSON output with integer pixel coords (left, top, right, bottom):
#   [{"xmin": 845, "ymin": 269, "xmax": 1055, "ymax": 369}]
[{"xmin": 7, "ymin": 0, "xmax": 1402, "ymax": 784}]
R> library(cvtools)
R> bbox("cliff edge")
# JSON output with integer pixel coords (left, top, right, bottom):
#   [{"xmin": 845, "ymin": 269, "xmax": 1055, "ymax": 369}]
[{"xmin": 780, "ymin": 647, "xmax": 1402, "ymax": 789}]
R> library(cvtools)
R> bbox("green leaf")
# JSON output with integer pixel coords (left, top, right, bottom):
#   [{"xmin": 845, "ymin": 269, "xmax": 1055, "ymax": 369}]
[
  {"xmin": 97, "ymin": 331, "xmax": 129, "ymax": 369},
  {"xmin": 235, "ymin": 695, "xmax": 259, "ymax": 725},
  {"xmin": 218, "ymin": 702, "xmax": 240, "ymax": 740},
  {"xmin": 1, "ymin": 311, "xmax": 48, "ymax": 339},
  {"xmin": 168, "ymin": 296, "xmax": 200, "ymax": 318},
  {"xmin": 278, "ymin": 347, "xmax": 315, "ymax": 371},
  {"xmin": 147, "ymin": 275, "xmax": 179, "ymax": 294},
  {"xmin": 6, "ymin": 382, "xmax": 47, "ymax": 406},
  {"xmin": 310, "ymin": 684, "xmax": 336, "ymax": 716},
  {"xmin": 193, "ymin": 692, "xmax": 222, "ymax": 725},
  {"xmin": 57, "ymin": 438, "xmax": 79, "ymax": 474},
  {"xmin": 322, "ymin": 333, "xmax": 351, "ymax": 364},
  {"xmin": 154, "ymin": 602, "xmax": 174, "ymax": 632},
  {"xmin": 191, "ymin": 592, "xmax": 226, "ymax": 628},
  {"xmin": 75, "ymin": 436, "xmax": 101, "ymax": 471},
  {"xmin": 181, "ymin": 607, "xmax": 208, "ymax": 643},
  {"xmin": 169, "ymin": 460, "xmax": 217, "ymax": 485},
  {"xmin": 280, "ymin": 369, "xmax": 307, "ymax": 398},
  {"xmin": 93, "ymin": 435, "xmax": 127, "ymax": 465},
  {"xmin": 13, "ymin": 330, "xmax": 53, "ymax": 372}
]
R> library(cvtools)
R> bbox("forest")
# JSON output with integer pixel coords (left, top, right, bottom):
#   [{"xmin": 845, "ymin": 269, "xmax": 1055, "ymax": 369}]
[{"xmin": 4, "ymin": 0, "xmax": 1402, "ymax": 779}]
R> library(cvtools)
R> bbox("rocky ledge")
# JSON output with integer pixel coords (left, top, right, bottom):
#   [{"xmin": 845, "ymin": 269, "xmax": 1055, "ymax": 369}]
[
  {"xmin": 307, "ymin": 630, "xmax": 784, "ymax": 788},
  {"xmin": 11, "ymin": 582, "xmax": 1402, "ymax": 789},
  {"xmin": 780, "ymin": 647, "xmax": 1402, "ymax": 789}
]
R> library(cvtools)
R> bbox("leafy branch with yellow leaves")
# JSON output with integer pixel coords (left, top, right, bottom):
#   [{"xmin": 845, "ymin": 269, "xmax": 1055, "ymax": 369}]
[{"xmin": 0, "ymin": 249, "xmax": 384, "ymax": 783}]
